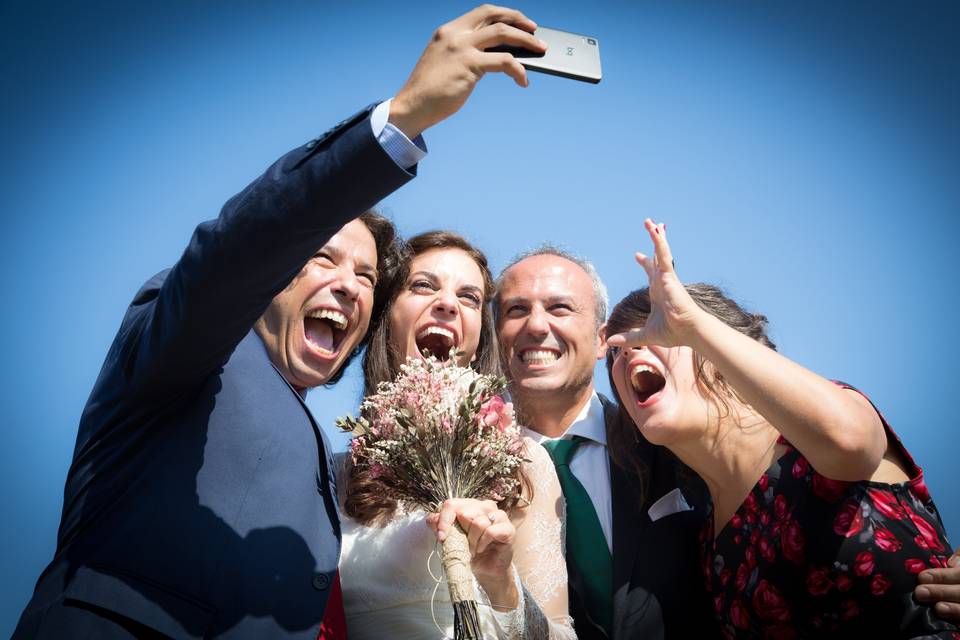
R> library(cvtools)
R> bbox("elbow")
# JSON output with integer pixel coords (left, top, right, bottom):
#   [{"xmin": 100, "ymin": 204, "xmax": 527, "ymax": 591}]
[{"xmin": 818, "ymin": 420, "xmax": 886, "ymax": 481}]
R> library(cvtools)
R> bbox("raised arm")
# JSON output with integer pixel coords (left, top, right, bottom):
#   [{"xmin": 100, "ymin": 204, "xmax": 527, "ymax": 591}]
[
  {"xmin": 121, "ymin": 4, "xmax": 547, "ymax": 400},
  {"xmin": 606, "ymin": 219, "xmax": 886, "ymax": 481}
]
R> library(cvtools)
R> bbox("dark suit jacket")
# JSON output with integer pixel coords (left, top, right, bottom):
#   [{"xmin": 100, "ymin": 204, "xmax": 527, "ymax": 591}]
[
  {"xmin": 565, "ymin": 395, "xmax": 722, "ymax": 640},
  {"xmin": 15, "ymin": 105, "xmax": 414, "ymax": 639}
]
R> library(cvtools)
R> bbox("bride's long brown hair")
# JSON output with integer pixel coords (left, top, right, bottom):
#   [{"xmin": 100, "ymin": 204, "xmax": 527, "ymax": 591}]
[{"xmin": 343, "ymin": 231, "xmax": 531, "ymax": 525}]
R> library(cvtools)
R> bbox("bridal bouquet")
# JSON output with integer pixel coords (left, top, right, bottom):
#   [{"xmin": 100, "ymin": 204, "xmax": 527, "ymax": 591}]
[{"xmin": 337, "ymin": 355, "xmax": 527, "ymax": 639}]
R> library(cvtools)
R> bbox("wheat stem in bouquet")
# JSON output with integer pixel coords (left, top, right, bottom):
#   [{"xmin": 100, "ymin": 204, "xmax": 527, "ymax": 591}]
[{"xmin": 337, "ymin": 354, "xmax": 527, "ymax": 639}]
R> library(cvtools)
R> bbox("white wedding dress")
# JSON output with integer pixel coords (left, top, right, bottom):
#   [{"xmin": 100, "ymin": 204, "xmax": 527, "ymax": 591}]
[{"xmin": 338, "ymin": 436, "xmax": 576, "ymax": 639}]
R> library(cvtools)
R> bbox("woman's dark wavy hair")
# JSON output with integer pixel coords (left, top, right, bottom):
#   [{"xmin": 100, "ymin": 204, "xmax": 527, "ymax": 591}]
[
  {"xmin": 345, "ymin": 230, "xmax": 530, "ymax": 525},
  {"xmin": 323, "ymin": 211, "xmax": 402, "ymax": 386},
  {"xmin": 604, "ymin": 283, "xmax": 777, "ymax": 498}
]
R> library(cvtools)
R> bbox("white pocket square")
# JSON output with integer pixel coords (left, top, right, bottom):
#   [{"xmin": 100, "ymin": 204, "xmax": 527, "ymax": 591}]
[{"xmin": 648, "ymin": 487, "xmax": 693, "ymax": 522}]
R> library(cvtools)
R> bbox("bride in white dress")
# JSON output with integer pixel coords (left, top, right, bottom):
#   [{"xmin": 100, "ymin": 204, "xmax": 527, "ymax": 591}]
[{"xmin": 337, "ymin": 231, "xmax": 575, "ymax": 639}]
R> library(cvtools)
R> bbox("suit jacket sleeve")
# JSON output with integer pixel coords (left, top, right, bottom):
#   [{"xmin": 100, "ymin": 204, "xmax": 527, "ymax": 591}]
[{"xmin": 119, "ymin": 104, "xmax": 415, "ymax": 401}]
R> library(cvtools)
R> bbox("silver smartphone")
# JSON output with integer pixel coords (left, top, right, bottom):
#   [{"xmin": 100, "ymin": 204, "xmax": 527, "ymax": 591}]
[{"xmin": 489, "ymin": 26, "xmax": 602, "ymax": 84}]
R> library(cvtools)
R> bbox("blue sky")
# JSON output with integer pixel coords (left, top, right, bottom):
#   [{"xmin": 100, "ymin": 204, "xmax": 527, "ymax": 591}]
[{"xmin": 2, "ymin": 1, "xmax": 958, "ymax": 633}]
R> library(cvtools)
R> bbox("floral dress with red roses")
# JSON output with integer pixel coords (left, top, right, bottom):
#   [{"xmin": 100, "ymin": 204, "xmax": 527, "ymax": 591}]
[{"xmin": 701, "ymin": 386, "xmax": 958, "ymax": 639}]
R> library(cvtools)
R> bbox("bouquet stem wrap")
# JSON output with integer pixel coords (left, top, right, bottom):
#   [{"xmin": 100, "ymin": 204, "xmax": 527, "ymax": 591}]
[{"xmin": 442, "ymin": 523, "xmax": 483, "ymax": 639}]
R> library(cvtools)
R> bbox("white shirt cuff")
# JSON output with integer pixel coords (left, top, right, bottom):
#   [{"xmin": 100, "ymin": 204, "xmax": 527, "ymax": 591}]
[{"xmin": 371, "ymin": 99, "xmax": 427, "ymax": 170}]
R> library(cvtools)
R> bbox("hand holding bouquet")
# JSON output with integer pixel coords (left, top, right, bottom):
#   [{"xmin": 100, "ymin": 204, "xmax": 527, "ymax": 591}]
[{"xmin": 337, "ymin": 355, "xmax": 528, "ymax": 639}]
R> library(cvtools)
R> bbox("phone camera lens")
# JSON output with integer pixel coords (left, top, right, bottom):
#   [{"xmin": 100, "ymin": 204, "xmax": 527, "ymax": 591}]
[{"xmin": 587, "ymin": 38, "xmax": 597, "ymax": 45}]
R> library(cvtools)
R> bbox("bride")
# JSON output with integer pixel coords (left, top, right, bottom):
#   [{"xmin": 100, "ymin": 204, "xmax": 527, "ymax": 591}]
[{"xmin": 336, "ymin": 230, "xmax": 575, "ymax": 639}]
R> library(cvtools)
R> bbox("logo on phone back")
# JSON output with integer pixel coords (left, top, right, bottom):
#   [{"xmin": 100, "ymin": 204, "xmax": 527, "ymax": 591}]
[{"xmin": 566, "ymin": 47, "xmax": 575, "ymax": 56}]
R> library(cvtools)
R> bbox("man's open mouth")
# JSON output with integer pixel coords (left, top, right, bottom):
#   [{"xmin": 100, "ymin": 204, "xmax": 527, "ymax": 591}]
[
  {"xmin": 630, "ymin": 363, "xmax": 666, "ymax": 405},
  {"xmin": 304, "ymin": 308, "xmax": 349, "ymax": 356},
  {"xmin": 415, "ymin": 325, "xmax": 458, "ymax": 361}
]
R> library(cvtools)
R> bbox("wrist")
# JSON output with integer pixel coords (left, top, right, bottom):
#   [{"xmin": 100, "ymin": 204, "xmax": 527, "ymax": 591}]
[
  {"xmin": 388, "ymin": 95, "xmax": 426, "ymax": 140},
  {"xmin": 478, "ymin": 568, "xmax": 519, "ymax": 611},
  {"xmin": 680, "ymin": 307, "xmax": 716, "ymax": 349}
]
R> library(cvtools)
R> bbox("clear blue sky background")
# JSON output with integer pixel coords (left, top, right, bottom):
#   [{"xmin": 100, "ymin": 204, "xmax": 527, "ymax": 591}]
[{"xmin": 2, "ymin": 0, "xmax": 957, "ymax": 634}]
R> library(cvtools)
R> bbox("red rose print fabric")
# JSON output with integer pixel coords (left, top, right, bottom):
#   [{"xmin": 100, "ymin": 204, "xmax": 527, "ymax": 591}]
[{"xmin": 700, "ymin": 385, "xmax": 958, "ymax": 638}]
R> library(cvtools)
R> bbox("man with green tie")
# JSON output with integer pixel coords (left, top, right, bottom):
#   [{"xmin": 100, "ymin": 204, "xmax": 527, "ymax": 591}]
[{"xmin": 494, "ymin": 247, "xmax": 720, "ymax": 639}]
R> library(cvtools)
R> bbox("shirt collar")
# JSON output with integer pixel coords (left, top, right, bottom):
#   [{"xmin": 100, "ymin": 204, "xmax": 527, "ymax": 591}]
[{"xmin": 522, "ymin": 391, "xmax": 607, "ymax": 447}]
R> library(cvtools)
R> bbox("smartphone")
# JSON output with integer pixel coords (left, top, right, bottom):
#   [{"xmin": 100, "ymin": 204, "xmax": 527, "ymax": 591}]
[{"xmin": 488, "ymin": 26, "xmax": 602, "ymax": 84}]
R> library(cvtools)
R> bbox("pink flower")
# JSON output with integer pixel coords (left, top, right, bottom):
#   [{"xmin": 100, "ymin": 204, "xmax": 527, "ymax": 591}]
[
  {"xmin": 806, "ymin": 567, "xmax": 833, "ymax": 596},
  {"xmin": 774, "ymin": 494, "xmax": 789, "ymax": 521},
  {"xmin": 833, "ymin": 500, "xmax": 864, "ymax": 538},
  {"xmin": 870, "ymin": 573, "xmax": 892, "ymax": 596},
  {"xmin": 812, "ymin": 473, "xmax": 848, "ymax": 503},
  {"xmin": 792, "ymin": 457, "xmax": 810, "ymax": 479},
  {"xmin": 752, "ymin": 580, "xmax": 791, "ymax": 622},
  {"xmin": 840, "ymin": 598, "xmax": 860, "ymax": 621},
  {"xmin": 909, "ymin": 510, "xmax": 946, "ymax": 552},
  {"xmin": 835, "ymin": 573, "xmax": 853, "ymax": 592},
  {"xmin": 874, "ymin": 525, "xmax": 903, "ymax": 553},
  {"xmin": 868, "ymin": 488, "xmax": 906, "ymax": 520},
  {"xmin": 904, "ymin": 558, "xmax": 927, "ymax": 574},
  {"xmin": 720, "ymin": 568, "xmax": 732, "ymax": 587},
  {"xmin": 854, "ymin": 550, "xmax": 875, "ymax": 577},
  {"xmin": 478, "ymin": 395, "xmax": 514, "ymax": 431},
  {"xmin": 781, "ymin": 519, "xmax": 806, "ymax": 565},
  {"xmin": 736, "ymin": 563, "xmax": 752, "ymax": 591},
  {"xmin": 759, "ymin": 536, "xmax": 776, "ymax": 563},
  {"xmin": 730, "ymin": 598, "xmax": 751, "ymax": 630}
]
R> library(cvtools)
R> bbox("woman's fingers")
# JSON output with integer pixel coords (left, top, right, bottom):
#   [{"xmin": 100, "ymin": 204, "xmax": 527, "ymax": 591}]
[
  {"xmin": 475, "ymin": 519, "xmax": 513, "ymax": 556},
  {"xmin": 644, "ymin": 218, "xmax": 675, "ymax": 274},
  {"xmin": 605, "ymin": 327, "xmax": 646, "ymax": 349}
]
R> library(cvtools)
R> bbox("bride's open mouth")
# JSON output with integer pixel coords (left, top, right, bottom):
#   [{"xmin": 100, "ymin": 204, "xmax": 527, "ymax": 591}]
[
  {"xmin": 415, "ymin": 324, "xmax": 459, "ymax": 361},
  {"xmin": 304, "ymin": 307, "xmax": 350, "ymax": 358},
  {"xmin": 630, "ymin": 362, "xmax": 666, "ymax": 407}
]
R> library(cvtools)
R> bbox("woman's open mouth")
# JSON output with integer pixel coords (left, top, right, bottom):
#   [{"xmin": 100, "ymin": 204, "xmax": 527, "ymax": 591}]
[
  {"xmin": 630, "ymin": 363, "xmax": 666, "ymax": 407},
  {"xmin": 304, "ymin": 308, "xmax": 349, "ymax": 358},
  {"xmin": 415, "ymin": 325, "xmax": 459, "ymax": 361}
]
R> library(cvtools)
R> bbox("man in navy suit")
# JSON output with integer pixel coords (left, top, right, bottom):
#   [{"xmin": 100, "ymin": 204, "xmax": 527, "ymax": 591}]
[{"xmin": 14, "ymin": 6, "xmax": 546, "ymax": 638}]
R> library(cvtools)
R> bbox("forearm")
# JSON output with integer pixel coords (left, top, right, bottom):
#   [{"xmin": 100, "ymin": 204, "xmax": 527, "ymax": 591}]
[
  {"xmin": 688, "ymin": 311, "xmax": 885, "ymax": 479},
  {"xmin": 128, "ymin": 107, "xmax": 414, "ymax": 395},
  {"xmin": 478, "ymin": 569, "xmax": 520, "ymax": 612}
]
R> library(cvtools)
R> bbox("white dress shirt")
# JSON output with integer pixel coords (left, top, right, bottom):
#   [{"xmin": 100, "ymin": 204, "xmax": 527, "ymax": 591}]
[
  {"xmin": 370, "ymin": 99, "xmax": 427, "ymax": 169},
  {"xmin": 524, "ymin": 392, "xmax": 613, "ymax": 553}
]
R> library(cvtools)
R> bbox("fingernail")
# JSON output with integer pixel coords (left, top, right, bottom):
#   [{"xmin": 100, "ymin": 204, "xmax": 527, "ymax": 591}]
[
  {"xmin": 918, "ymin": 571, "xmax": 934, "ymax": 584},
  {"xmin": 438, "ymin": 531, "xmax": 446, "ymax": 541},
  {"xmin": 538, "ymin": 39, "xmax": 548, "ymax": 48},
  {"xmin": 950, "ymin": 555, "xmax": 960, "ymax": 568},
  {"xmin": 916, "ymin": 586, "xmax": 932, "ymax": 600}
]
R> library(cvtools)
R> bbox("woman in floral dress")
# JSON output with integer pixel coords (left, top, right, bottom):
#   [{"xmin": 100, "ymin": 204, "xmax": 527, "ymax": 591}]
[{"xmin": 603, "ymin": 219, "xmax": 957, "ymax": 638}]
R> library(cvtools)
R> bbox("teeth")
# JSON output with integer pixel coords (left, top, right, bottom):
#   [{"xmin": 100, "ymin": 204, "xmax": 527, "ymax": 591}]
[
  {"xmin": 417, "ymin": 326, "xmax": 455, "ymax": 342},
  {"xmin": 521, "ymin": 350, "xmax": 559, "ymax": 364},
  {"xmin": 630, "ymin": 364, "xmax": 657, "ymax": 378},
  {"xmin": 307, "ymin": 308, "xmax": 348, "ymax": 330}
]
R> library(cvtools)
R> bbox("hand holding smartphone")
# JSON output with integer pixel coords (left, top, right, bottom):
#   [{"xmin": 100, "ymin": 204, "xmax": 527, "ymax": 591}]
[{"xmin": 487, "ymin": 26, "xmax": 602, "ymax": 84}]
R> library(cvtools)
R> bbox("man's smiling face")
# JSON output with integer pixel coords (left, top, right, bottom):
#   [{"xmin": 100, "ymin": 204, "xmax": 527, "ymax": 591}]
[
  {"xmin": 496, "ymin": 254, "xmax": 605, "ymax": 401},
  {"xmin": 255, "ymin": 219, "xmax": 378, "ymax": 392}
]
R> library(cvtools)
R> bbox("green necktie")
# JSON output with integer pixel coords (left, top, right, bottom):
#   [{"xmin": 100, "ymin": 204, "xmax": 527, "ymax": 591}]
[{"xmin": 543, "ymin": 436, "xmax": 613, "ymax": 637}]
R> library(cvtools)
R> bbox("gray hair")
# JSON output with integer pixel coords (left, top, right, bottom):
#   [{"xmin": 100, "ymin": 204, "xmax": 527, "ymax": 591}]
[{"xmin": 494, "ymin": 244, "xmax": 609, "ymax": 330}]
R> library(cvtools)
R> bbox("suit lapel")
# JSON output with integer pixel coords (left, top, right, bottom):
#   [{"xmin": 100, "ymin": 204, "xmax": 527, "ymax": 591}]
[
  {"xmin": 601, "ymin": 394, "xmax": 649, "ymax": 633},
  {"xmin": 251, "ymin": 331, "xmax": 342, "ymax": 537}
]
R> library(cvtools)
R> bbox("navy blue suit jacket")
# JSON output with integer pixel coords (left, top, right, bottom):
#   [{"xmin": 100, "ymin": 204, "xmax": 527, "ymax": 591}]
[{"xmin": 15, "ymin": 105, "xmax": 414, "ymax": 639}]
